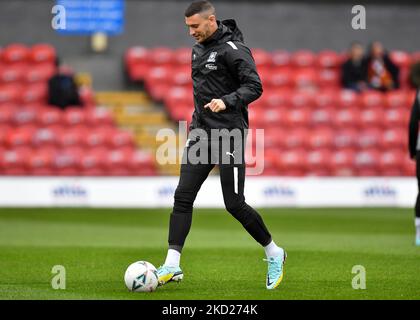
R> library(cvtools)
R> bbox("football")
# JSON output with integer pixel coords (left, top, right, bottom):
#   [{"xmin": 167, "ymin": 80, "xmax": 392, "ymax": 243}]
[{"xmin": 124, "ymin": 261, "xmax": 159, "ymax": 292}]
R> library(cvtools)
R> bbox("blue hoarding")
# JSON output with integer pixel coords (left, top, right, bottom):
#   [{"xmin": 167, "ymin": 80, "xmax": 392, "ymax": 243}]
[{"xmin": 55, "ymin": 0, "xmax": 125, "ymax": 35}]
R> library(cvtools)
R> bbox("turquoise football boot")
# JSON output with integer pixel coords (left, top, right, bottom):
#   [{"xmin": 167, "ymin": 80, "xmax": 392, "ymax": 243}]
[{"xmin": 264, "ymin": 249, "xmax": 287, "ymax": 290}]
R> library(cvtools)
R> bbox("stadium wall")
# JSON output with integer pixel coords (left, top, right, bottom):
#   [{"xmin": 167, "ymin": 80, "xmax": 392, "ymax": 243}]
[{"xmin": 0, "ymin": 177, "xmax": 416, "ymax": 208}]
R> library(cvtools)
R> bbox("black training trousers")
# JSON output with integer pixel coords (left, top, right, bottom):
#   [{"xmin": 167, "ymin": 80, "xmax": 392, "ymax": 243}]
[
  {"xmin": 167, "ymin": 133, "xmax": 272, "ymax": 253},
  {"xmin": 415, "ymin": 151, "xmax": 420, "ymax": 218}
]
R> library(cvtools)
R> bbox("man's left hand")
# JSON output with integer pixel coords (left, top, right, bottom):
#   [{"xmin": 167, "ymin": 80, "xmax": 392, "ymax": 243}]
[{"xmin": 204, "ymin": 99, "xmax": 226, "ymax": 113}]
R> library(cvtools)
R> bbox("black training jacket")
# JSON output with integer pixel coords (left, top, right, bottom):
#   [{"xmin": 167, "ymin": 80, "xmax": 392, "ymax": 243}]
[
  {"xmin": 409, "ymin": 90, "xmax": 420, "ymax": 158},
  {"xmin": 189, "ymin": 19, "xmax": 263, "ymax": 134}
]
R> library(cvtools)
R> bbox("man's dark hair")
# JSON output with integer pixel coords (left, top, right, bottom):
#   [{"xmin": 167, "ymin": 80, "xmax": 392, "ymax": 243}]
[{"xmin": 184, "ymin": 1, "xmax": 215, "ymax": 18}]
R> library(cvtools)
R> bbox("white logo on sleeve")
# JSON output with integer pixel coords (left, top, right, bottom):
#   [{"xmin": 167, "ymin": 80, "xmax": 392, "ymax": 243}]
[{"xmin": 207, "ymin": 51, "xmax": 218, "ymax": 62}]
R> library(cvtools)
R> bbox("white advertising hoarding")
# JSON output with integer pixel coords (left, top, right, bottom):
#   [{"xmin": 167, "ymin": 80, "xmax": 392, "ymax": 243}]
[{"xmin": 0, "ymin": 177, "xmax": 416, "ymax": 208}]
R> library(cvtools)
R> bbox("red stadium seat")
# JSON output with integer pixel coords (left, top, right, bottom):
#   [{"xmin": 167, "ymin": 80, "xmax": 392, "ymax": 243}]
[
  {"xmin": 0, "ymin": 84, "xmax": 22, "ymax": 104},
  {"xmin": 125, "ymin": 46, "xmax": 149, "ymax": 66},
  {"xmin": 389, "ymin": 50, "xmax": 412, "ymax": 69},
  {"xmin": 130, "ymin": 150, "xmax": 155, "ymax": 172},
  {"xmin": 360, "ymin": 90, "xmax": 385, "ymax": 108},
  {"xmin": 25, "ymin": 63, "xmax": 55, "ymax": 83},
  {"xmin": 308, "ymin": 127, "xmax": 334, "ymax": 149},
  {"xmin": 78, "ymin": 86, "xmax": 95, "ymax": 107},
  {"xmin": 262, "ymin": 148, "xmax": 281, "ymax": 171},
  {"xmin": 313, "ymin": 89, "xmax": 338, "ymax": 108},
  {"xmin": 108, "ymin": 129, "xmax": 135, "ymax": 149},
  {"xmin": 105, "ymin": 149, "xmax": 133, "ymax": 176},
  {"xmin": 148, "ymin": 82, "xmax": 171, "ymax": 102},
  {"xmin": 263, "ymin": 128, "xmax": 285, "ymax": 148},
  {"xmin": 171, "ymin": 66, "xmax": 192, "ymax": 87},
  {"xmin": 271, "ymin": 50, "xmax": 291, "ymax": 68},
  {"xmin": 85, "ymin": 108, "xmax": 114, "ymax": 127},
  {"xmin": 384, "ymin": 108, "xmax": 408, "ymax": 129},
  {"xmin": 0, "ymin": 125, "xmax": 12, "ymax": 147},
  {"xmin": 385, "ymin": 90, "xmax": 410, "ymax": 109},
  {"xmin": 359, "ymin": 108, "xmax": 384, "ymax": 128},
  {"xmin": 25, "ymin": 147, "xmax": 56, "ymax": 176},
  {"xmin": 168, "ymin": 104, "xmax": 194, "ymax": 123},
  {"xmin": 1, "ymin": 44, "xmax": 29, "ymax": 64},
  {"xmin": 378, "ymin": 149, "xmax": 405, "ymax": 176},
  {"xmin": 265, "ymin": 68, "xmax": 292, "ymax": 89},
  {"xmin": 53, "ymin": 146, "xmax": 84, "ymax": 176},
  {"xmin": 248, "ymin": 97, "xmax": 266, "ymax": 109},
  {"xmin": 21, "ymin": 83, "xmax": 48, "ymax": 104},
  {"xmin": 32, "ymin": 127, "xmax": 61, "ymax": 147},
  {"xmin": 262, "ymin": 107, "xmax": 286, "ymax": 128},
  {"xmin": 317, "ymin": 68, "xmax": 340, "ymax": 88},
  {"xmin": 29, "ymin": 44, "xmax": 56, "ymax": 64},
  {"xmin": 128, "ymin": 63, "xmax": 151, "ymax": 82},
  {"xmin": 145, "ymin": 65, "xmax": 171, "ymax": 88},
  {"xmin": 63, "ymin": 107, "xmax": 86, "ymax": 126},
  {"xmin": 149, "ymin": 47, "xmax": 175, "ymax": 66},
  {"xmin": 283, "ymin": 128, "xmax": 309, "ymax": 149},
  {"xmin": 5, "ymin": 126, "xmax": 35, "ymax": 148},
  {"xmin": 289, "ymin": 90, "xmax": 314, "ymax": 108},
  {"xmin": 357, "ymin": 128, "xmax": 382, "ymax": 149},
  {"xmin": 306, "ymin": 149, "xmax": 333, "ymax": 171},
  {"xmin": 0, "ymin": 147, "xmax": 31, "ymax": 175},
  {"xmin": 380, "ymin": 128, "xmax": 407, "ymax": 150},
  {"xmin": 125, "ymin": 47, "xmax": 150, "ymax": 81},
  {"xmin": 164, "ymin": 86, "xmax": 193, "ymax": 109},
  {"xmin": 58, "ymin": 126, "xmax": 87, "ymax": 148},
  {"xmin": 173, "ymin": 47, "xmax": 191, "ymax": 66},
  {"xmin": 13, "ymin": 108, "xmax": 37, "ymax": 126},
  {"xmin": 263, "ymin": 89, "xmax": 292, "ymax": 108},
  {"xmin": 247, "ymin": 108, "xmax": 265, "ymax": 128},
  {"xmin": 337, "ymin": 89, "xmax": 360, "ymax": 108},
  {"xmin": 310, "ymin": 107, "xmax": 335, "ymax": 127},
  {"xmin": 37, "ymin": 107, "xmax": 63, "ymax": 127},
  {"xmin": 251, "ymin": 48, "xmax": 272, "ymax": 71},
  {"xmin": 78, "ymin": 147, "xmax": 107, "ymax": 174},
  {"xmin": 354, "ymin": 149, "xmax": 381, "ymax": 176},
  {"xmin": 83, "ymin": 127, "xmax": 108, "ymax": 148},
  {"xmin": 0, "ymin": 104, "xmax": 14, "ymax": 125},
  {"xmin": 0, "ymin": 64, "xmax": 26, "ymax": 84},
  {"xmin": 333, "ymin": 129, "xmax": 358, "ymax": 149},
  {"xmin": 277, "ymin": 148, "xmax": 307, "ymax": 173},
  {"xmin": 331, "ymin": 149, "xmax": 356, "ymax": 176},
  {"xmin": 316, "ymin": 50, "xmax": 341, "ymax": 68},
  {"xmin": 285, "ymin": 108, "xmax": 311, "ymax": 128},
  {"xmin": 291, "ymin": 50, "xmax": 316, "ymax": 68},
  {"xmin": 292, "ymin": 68, "xmax": 318, "ymax": 89}
]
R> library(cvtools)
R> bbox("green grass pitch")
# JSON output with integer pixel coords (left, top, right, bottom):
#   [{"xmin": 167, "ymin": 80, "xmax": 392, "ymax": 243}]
[{"xmin": 0, "ymin": 207, "xmax": 419, "ymax": 300}]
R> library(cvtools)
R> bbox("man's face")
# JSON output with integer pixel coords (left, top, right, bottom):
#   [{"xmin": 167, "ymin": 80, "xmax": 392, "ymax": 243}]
[
  {"xmin": 185, "ymin": 13, "xmax": 215, "ymax": 43},
  {"xmin": 350, "ymin": 44, "xmax": 364, "ymax": 60},
  {"xmin": 371, "ymin": 42, "xmax": 384, "ymax": 58}
]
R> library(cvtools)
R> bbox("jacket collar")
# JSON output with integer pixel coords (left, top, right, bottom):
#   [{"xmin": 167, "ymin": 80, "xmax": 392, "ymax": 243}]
[{"xmin": 201, "ymin": 21, "xmax": 224, "ymax": 47}]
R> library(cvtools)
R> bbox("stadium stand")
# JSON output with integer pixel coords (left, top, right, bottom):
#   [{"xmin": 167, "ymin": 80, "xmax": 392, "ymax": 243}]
[
  {"xmin": 0, "ymin": 43, "xmax": 157, "ymax": 176},
  {"xmin": 125, "ymin": 46, "xmax": 418, "ymax": 177}
]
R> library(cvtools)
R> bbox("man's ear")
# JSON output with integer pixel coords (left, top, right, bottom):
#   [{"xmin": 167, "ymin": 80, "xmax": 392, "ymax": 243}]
[{"xmin": 208, "ymin": 14, "xmax": 216, "ymax": 24}]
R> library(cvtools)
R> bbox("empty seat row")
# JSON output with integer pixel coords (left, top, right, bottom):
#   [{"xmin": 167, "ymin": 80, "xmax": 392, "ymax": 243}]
[
  {"xmin": 246, "ymin": 148, "xmax": 415, "ymax": 177},
  {"xmin": 0, "ymin": 106, "xmax": 114, "ymax": 127},
  {"xmin": 0, "ymin": 147, "xmax": 156, "ymax": 176},
  {"xmin": 0, "ymin": 44, "xmax": 56, "ymax": 65},
  {"xmin": 126, "ymin": 46, "xmax": 420, "ymax": 71}
]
